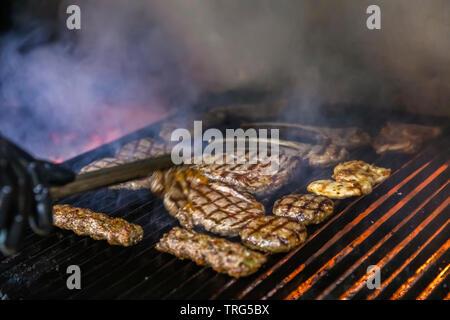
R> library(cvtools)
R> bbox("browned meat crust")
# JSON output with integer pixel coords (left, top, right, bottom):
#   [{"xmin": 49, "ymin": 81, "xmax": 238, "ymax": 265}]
[
  {"xmin": 79, "ymin": 157, "xmax": 156, "ymax": 190},
  {"xmin": 79, "ymin": 138, "xmax": 172, "ymax": 190},
  {"xmin": 318, "ymin": 127, "xmax": 371, "ymax": 149},
  {"xmin": 115, "ymin": 138, "xmax": 172, "ymax": 161},
  {"xmin": 156, "ymin": 227, "xmax": 267, "ymax": 278},
  {"xmin": 307, "ymin": 179, "xmax": 362, "ymax": 199},
  {"xmin": 373, "ymin": 122, "xmax": 441, "ymax": 154},
  {"xmin": 53, "ymin": 204, "xmax": 143, "ymax": 246},
  {"xmin": 304, "ymin": 144, "xmax": 349, "ymax": 167},
  {"xmin": 332, "ymin": 160, "xmax": 391, "ymax": 194},
  {"xmin": 307, "ymin": 160, "xmax": 391, "ymax": 199},
  {"xmin": 273, "ymin": 194, "xmax": 334, "ymax": 225},
  {"xmin": 168, "ymin": 168, "xmax": 265, "ymax": 236},
  {"xmin": 193, "ymin": 151, "xmax": 300, "ymax": 196},
  {"xmin": 239, "ymin": 216, "xmax": 307, "ymax": 253}
]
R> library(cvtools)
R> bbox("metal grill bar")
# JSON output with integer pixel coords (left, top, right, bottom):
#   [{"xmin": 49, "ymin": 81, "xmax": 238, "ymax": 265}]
[{"xmin": 0, "ymin": 114, "xmax": 448, "ymax": 300}]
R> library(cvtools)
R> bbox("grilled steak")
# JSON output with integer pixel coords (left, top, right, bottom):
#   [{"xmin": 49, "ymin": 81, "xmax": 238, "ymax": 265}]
[
  {"xmin": 163, "ymin": 168, "xmax": 265, "ymax": 236},
  {"xmin": 316, "ymin": 126, "xmax": 371, "ymax": 149},
  {"xmin": 373, "ymin": 122, "xmax": 441, "ymax": 154},
  {"xmin": 307, "ymin": 179, "xmax": 362, "ymax": 199},
  {"xmin": 53, "ymin": 204, "xmax": 143, "ymax": 246},
  {"xmin": 304, "ymin": 144, "xmax": 349, "ymax": 167},
  {"xmin": 192, "ymin": 151, "xmax": 300, "ymax": 196},
  {"xmin": 115, "ymin": 137, "xmax": 172, "ymax": 160},
  {"xmin": 239, "ymin": 216, "xmax": 307, "ymax": 253},
  {"xmin": 332, "ymin": 160, "xmax": 391, "ymax": 194},
  {"xmin": 79, "ymin": 158, "xmax": 154, "ymax": 190},
  {"xmin": 156, "ymin": 227, "xmax": 267, "ymax": 278},
  {"xmin": 273, "ymin": 194, "xmax": 334, "ymax": 225},
  {"xmin": 79, "ymin": 138, "xmax": 172, "ymax": 190}
]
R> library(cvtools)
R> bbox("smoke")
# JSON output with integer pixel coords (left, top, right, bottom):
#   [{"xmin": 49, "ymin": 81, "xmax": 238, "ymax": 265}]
[
  {"xmin": 1, "ymin": 0, "xmax": 448, "ymax": 159},
  {"xmin": 0, "ymin": 0, "xmax": 198, "ymax": 160}
]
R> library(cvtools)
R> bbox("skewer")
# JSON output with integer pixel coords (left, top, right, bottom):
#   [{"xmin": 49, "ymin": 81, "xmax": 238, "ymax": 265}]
[{"xmin": 50, "ymin": 154, "xmax": 175, "ymax": 201}]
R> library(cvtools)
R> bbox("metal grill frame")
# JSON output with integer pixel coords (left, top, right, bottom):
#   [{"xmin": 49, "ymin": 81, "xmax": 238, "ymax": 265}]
[{"xmin": 0, "ymin": 111, "xmax": 448, "ymax": 300}]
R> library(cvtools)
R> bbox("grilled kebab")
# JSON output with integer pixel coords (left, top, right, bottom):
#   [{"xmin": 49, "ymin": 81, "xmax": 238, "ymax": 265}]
[
  {"xmin": 156, "ymin": 227, "xmax": 267, "ymax": 278},
  {"xmin": 53, "ymin": 204, "xmax": 143, "ymax": 246}
]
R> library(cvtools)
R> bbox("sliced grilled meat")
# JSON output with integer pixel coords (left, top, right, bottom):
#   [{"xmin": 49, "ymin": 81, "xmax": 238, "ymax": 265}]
[
  {"xmin": 239, "ymin": 216, "xmax": 307, "ymax": 253},
  {"xmin": 53, "ymin": 204, "xmax": 143, "ymax": 246},
  {"xmin": 164, "ymin": 168, "xmax": 265, "ymax": 236},
  {"xmin": 193, "ymin": 151, "xmax": 300, "ymax": 196},
  {"xmin": 273, "ymin": 194, "xmax": 334, "ymax": 225},
  {"xmin": 332, "ymin": 160, "xmax": 391, "ymax": 194},
  {"xmin": 307, "ymin": 179, "xmax": 362, "ymax": 199},
  {"xmin": 373, "ymin": 122, "xmax": 441, "ymax": 154},
  {"xmin": 156, "ymin": 227, "xmax": 267, "ymax": 278}
]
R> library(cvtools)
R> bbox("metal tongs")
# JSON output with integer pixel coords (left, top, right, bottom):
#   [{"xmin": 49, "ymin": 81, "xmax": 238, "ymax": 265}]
[{"xmin": 50, "ymin": 154, "xmax": 175, "ymax": 201}]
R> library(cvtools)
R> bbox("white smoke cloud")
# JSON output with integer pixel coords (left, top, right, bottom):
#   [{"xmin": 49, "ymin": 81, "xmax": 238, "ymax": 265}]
[{"xmin": 0, "ymin": 0, "xmax": 448, "ymax": 159}]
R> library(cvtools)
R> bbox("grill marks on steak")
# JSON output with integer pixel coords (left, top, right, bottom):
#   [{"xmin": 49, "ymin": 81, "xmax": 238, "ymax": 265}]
[
  {"xmin": 115, "ymin": 138, "xmax": 172, "ymax": 161},
  {"xmin": 239, "ymin": 216, "xmax": 307, "ymax": 253},
  {"xmin": 53, "ymin": 204, "xmax": 144, "ymax": 246},
  {"xmin": 79, "ymin": 158, "xmax": 155, "ymax": 190},
  {"xmin": 168, "ymin": 169, "xmax": 265, "ymax": 237},
  {"xmin": 156, "ymin": 227, "xmax": 267, "ymax": 278},
  {"xmin": 192, "ymin": 151, "xmax": 300, "ymax": 196},
  {"xmin": 79, "ymin": 138, "xmax": 171, "ymax": 190},
  {"xmin": 273, "ymin": 194, "xmax": 334, "ymax": 225}
]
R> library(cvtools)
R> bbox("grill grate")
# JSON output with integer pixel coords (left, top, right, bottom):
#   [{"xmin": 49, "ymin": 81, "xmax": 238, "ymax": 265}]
[{"xmin": 0, "ymin": 115, "xmax": 448, "ymax": 300}]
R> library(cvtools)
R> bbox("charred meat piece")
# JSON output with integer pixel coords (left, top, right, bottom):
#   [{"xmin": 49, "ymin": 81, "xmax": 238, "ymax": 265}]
[
  {"xmin": 239, "ymin": 216, "xmax": 307, "ymax": 253},
  {"xmin": 304, "ymin": 144, "xmax": 349, "ymax": 167},
  {"xmin": 115, "ymin": 138, "xmax": 172, "ymax": 161},
  {"xmin": 307, "ymin": 179, "xmax": 362, "ymax": 199},
  {"xmin": 165, "ymin": 168, "xmax": 265, "ymax": 236},
  {"xmin": 273, "ymin": 194, "xmax": 334, "ymax": 225},
  {"xmin": 193, "ymin": 151, "xmax": 300, "ymax": 196},
  {"xmin": 373, "ymin": 122, "xmax": 441, "ymax": 154},
  {"xmin": 316, "ymin": 126, "xmax": 371, "ymax": 149},
  {"xmin": 332, "ymin": 160, "xmax": 391, "ymax": 194},
  {"xmin": 53, "ymin": 204, "xmax": 143, "ymax": 246},
  {"xmin": 79, "ymin": 158, "xmax": 154, "ymax": 190},
  {"xmin": 156, "ymin": 227, "xmax": 267, "ymax": 278}
]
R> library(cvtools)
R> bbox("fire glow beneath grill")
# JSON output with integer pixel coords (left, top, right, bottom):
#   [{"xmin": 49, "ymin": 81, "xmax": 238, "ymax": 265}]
[
  {"xmin": 43, "ymin": 105, "xmax": 170, "ymax": 163},
  {"xmin": 279, "ymin": 162, "xmax": 441, "ymax": 300}
]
